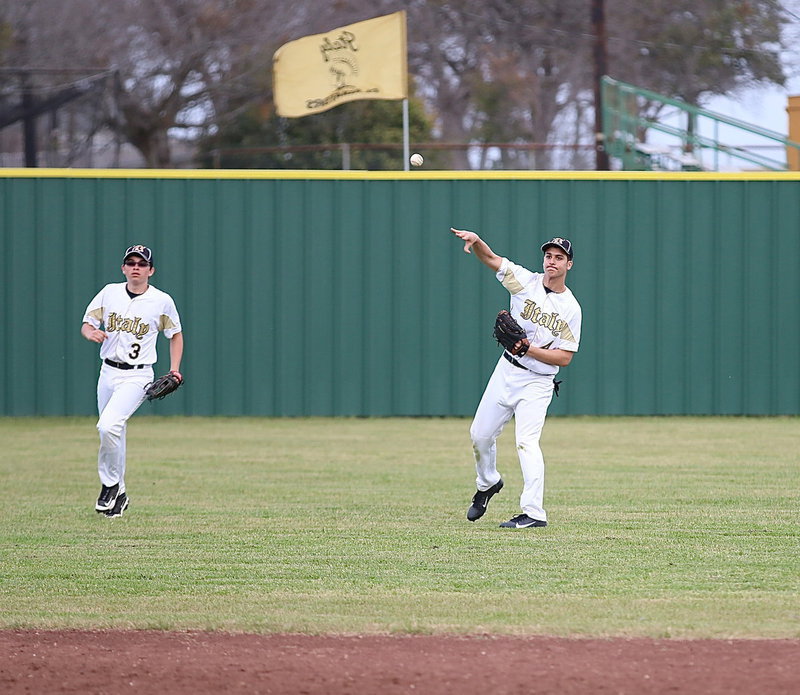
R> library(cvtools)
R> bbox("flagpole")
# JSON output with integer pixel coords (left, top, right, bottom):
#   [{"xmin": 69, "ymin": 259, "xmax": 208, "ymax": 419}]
[{"xmin": 403, "ymin": 98, "xmax": 409, "ymax": 171}]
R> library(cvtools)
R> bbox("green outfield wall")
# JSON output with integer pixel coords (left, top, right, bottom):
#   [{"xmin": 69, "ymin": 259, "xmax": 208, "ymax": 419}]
[{"xmin": 2, "ymin": 169, "xmax": 799, "ymax": 416}]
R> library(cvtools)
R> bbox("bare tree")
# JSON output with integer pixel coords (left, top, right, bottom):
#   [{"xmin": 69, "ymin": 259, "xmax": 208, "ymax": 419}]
[
  {"xmin": 1, "ymin": 0, "xmax": 317, "ymax": 166},
  {"xmin": 400, "ymin": 1, "xmax": 594, "ymax": 168},
  {"xmin": 476, "ymin": 1, "xmax": 593, "ymax": 167}
]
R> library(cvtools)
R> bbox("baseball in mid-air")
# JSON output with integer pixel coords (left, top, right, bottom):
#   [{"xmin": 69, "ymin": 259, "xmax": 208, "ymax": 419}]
[{"xmin": 410, "ymin": 153, "xmax": 424, "ymax": 167}]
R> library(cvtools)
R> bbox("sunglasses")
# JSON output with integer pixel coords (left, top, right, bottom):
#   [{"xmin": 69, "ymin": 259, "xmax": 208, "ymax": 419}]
[{"xmin": 124, "ymin": 260, "xmax": 150, "ymax": 268}]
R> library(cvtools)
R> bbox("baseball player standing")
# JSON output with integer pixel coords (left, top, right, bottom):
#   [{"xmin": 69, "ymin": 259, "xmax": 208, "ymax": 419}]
[
  {"xmin": 80, "ymin": 245, "xmax": 184, "ymax": 518},
  {"xmin": 450, "ymin": 228, "xmax": 582, "ymax": 528}
]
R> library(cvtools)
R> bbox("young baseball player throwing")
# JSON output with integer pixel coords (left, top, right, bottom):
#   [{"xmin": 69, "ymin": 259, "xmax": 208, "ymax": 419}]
[
  {"xmin": 450, "ymin": 228, "xmax": 582, "ymax": 528},
  {"xmin": 80, "ymin": 245, "xmax": 184, "ymax": 518}
]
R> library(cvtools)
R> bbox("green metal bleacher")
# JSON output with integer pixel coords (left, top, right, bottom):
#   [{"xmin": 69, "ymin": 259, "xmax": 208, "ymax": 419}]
[{"xmin": 601, "ymin": 75, "xmax": 800, "ymax": 171}]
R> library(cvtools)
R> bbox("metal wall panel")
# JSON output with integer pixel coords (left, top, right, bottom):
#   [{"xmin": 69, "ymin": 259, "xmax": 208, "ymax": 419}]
[{"xmin": 2, "ymin": 170, "xmax": 799, "ymax": 416}]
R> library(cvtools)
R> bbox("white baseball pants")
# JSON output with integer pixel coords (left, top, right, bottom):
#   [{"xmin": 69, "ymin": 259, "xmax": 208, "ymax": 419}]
[
  {"xmin": 469, "ymin": 357, "xmax": 556, "ymax": 522},
  {"xmin": 96, "ymin": 363, "xmax": 152, "ymax": 492}
]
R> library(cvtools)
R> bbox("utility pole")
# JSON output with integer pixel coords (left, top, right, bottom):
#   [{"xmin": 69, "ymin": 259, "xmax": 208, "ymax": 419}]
[
  {"xmin": 21, "ymin": 76, "xmax": 38, "ymax": 167},
  {"xmin": 592, "ymin": 0, "xmax": 610, "ymax": 170}
]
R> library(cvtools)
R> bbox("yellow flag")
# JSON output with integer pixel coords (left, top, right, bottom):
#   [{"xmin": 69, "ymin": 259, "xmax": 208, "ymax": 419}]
[{"xmin": 273, "ymin": 11, "xmax": 408, "ymax": 118}]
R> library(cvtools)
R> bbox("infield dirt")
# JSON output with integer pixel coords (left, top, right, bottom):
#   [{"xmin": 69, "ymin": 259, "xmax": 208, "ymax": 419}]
[{"xmin": 2, "ymin": 630, "xmax": 798, "ymax": 694}]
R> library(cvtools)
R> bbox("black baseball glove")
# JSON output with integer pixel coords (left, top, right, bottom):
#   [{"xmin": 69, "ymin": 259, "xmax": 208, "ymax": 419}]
[
  {"xmin": 494, "ymin": 310, "xmax": 530, "ymax": 356},
  {"xmin": 145, "ymin": 372, "xmax": 184, "ymax": 401}
]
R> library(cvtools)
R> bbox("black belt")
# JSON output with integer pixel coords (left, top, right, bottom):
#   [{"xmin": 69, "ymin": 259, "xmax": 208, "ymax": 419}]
[
  {"xmin": 503, "ymin": 351, "xmax": 529, "ymax": 370},
  {"xmin": 503, "ymin": 352, "xmax": 562, "ymax": 397},
  {"xmin": 104, "ymin": 358, "xmax": 146, "ymax": 370}
]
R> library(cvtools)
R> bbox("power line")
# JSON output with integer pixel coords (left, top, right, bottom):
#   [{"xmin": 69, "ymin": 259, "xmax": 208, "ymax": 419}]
[{"xmin": 0, "ymin": 68, "xmax": 116, "ymax": 96}]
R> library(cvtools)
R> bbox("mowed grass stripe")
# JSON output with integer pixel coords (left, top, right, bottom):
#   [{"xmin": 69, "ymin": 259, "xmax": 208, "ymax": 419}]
[{"xmin": 0, "ymin": 416, "xmax": 798, "ymax": 637}]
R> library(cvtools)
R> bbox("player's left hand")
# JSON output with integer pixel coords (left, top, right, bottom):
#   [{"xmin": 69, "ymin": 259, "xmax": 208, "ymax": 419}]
[
  {"xmin": 145, "ymin": 372, "xmax": 184, "ymax": 401},
  {"xmin": 494, "ymin": 310, "xmax": 530, "ymax": 357},
  {"xmin": 511, "ymin": 338, "xmax": 530, "ymax": 356}
]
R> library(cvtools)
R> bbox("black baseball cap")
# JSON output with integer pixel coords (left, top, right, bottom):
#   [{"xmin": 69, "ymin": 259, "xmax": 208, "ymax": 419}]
[
  {"xmin": 541, "ymin": 237, "xmax": 573, "ymax": 259},
  {"xmin": 123, "ymin": 244, "xmax": 153, "ymax": 265}
]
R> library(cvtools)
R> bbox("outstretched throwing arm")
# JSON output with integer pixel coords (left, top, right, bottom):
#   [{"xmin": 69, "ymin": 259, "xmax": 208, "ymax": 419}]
[{"xmin": 450, "ymin": 228, "xmax": 502, "ymax": 272}]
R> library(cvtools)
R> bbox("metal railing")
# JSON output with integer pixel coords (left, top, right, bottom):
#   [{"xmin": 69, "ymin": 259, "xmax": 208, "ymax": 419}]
[{"xmin": 601, "ymin": 76, "xmax": 800, "ymax": 171}]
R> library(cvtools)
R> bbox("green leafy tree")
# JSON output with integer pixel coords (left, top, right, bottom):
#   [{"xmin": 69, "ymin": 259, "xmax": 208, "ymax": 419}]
[
  {"xmin": 607, "ymin": 0, "xmax": 786, "ymax": 144},
  {"xmin": 611, "ymin": 0, "xmax": 785, "ymax": 105},
  {"xmin": 197, "ymin": 94, "xmax": 434, "ymax": 170}
]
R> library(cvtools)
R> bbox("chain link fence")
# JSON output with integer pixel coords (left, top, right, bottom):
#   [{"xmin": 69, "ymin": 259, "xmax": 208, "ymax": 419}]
[{"xmin": 202, "ymin": 142, "xmax": 597, "ymax": 171}]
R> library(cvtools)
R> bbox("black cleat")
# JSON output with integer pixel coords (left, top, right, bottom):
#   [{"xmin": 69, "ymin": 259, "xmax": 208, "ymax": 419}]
[
  {"xmin": 104, "ymin": 492, "xmax": 129, "ymax": 518},
  {"xmin": 467, "ymin": 479, "xmax": 504, "ymax": 521},
  {"xmin": 95, "ymin": 483, "xmax": 120, "ymax": 512},
  {"xmin": 499, "ymin": 513, "xmax": 547, "ymax": 528}
]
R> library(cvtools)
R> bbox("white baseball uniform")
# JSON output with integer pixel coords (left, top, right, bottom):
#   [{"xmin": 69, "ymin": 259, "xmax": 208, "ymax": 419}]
[
  {"xmin": 470, "ymin": 257, "xmax": 582, "ymax": 522},
  {"xmin": 82, "ymin": 282, "xmax": 182, "ymax": 493}
]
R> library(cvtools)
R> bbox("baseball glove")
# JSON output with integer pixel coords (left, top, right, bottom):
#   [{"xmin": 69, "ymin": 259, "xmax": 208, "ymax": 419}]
[
  {"xmin": 145, "ymin": 372, "xmax": 183, "ymax": 401},
  {"xmin": 494, "ymin": 310, "xmax": 530, "ymax": 356}
]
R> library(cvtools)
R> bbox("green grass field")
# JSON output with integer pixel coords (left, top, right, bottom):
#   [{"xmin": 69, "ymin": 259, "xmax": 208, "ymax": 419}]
[{"xmin": 1, "ymin": 416, "xmax": 798, "ymax": 638}]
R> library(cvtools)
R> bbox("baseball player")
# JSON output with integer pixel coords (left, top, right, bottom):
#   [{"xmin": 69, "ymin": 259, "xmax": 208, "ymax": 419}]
[
  {"xmin": 450, "ymin": 228, "xmax": 582, "ymax": 528},
  {"xmin": 80, "ymin": 245, "xmax": 184, "ymax": 518}
]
